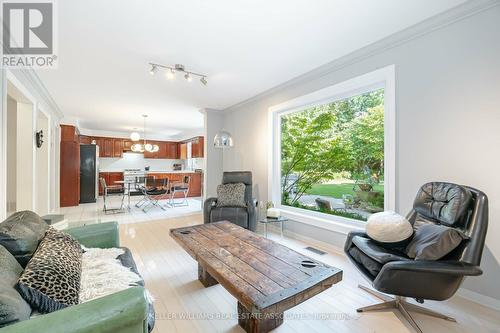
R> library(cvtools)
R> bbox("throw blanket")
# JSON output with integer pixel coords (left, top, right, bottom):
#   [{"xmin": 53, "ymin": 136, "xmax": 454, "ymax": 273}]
[{"xmin": 79, "ymin": 247, "xmax": 145, "ymax": 303}]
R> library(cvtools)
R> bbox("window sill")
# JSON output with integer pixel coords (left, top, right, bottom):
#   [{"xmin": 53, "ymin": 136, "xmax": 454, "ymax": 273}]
[{"xmin": 277, "ymin": 205, "xmax": 366, "ymax": 235}]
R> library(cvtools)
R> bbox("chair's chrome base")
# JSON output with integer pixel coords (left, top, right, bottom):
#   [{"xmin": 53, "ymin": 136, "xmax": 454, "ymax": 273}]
[{"xmin": 356, "ymin": 285, "xmax": 456, "ymax": 333}]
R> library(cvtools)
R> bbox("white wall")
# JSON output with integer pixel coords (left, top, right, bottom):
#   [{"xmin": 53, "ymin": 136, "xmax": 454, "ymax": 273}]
[
  {"xmin": 203, "ymin": 109, "xmax": 224, "ymax": 198},
  {"xmin": 35, "ymin": 112, "xmax": 50, "ymax": 215},
  {"xmin": 16, "ymin": 102, "xmax": 34, "ymax": 211},
  {"xmin": 6, "ymin": 97, "xmax": 17, "ymax": 214},
  {"xmin": 0, "ymin": 68, "xmax": 63, "ymax": 220},
  {"xmin": 222, "ymin": 4, "xmax": 500, "ymax": 302}
]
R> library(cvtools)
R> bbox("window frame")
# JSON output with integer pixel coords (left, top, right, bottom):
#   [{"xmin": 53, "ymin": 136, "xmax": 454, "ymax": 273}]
[{"xmin": 268, "ymin": 65, "xmax": 396, "ymax": 234}]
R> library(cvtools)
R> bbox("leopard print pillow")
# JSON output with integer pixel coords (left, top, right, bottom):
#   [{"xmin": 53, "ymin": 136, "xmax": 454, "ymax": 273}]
[
  {"xmin": 216, "ymin": 183, "xmax": 246, "ymax": 207},
  {"xmin": 15, "ymin": 228, "xmax": 82, "ymax": 313}
]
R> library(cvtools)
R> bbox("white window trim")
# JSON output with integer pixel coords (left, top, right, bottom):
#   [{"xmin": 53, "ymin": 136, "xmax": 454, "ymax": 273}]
[{"xmin": 268, "ymin": 65, "xmax": 396, "ymax": 234}]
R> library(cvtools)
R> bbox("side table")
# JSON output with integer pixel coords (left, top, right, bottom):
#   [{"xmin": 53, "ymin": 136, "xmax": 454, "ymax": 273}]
[{"xmin": 259, "ymin": 216, "xmax": 288, "ymax": 238}]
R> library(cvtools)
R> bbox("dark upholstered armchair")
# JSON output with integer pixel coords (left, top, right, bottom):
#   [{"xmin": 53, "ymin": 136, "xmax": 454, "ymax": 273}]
[
  {"xmin": 345, "ymin": 182, "xmax": 488, "ymax": 333},
  {"xmin": 204, "ymin": 171, "xmax": 256, "ymax": 231}
]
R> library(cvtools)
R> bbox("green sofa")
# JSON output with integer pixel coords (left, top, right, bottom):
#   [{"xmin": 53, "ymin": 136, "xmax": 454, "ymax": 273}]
[{"xmin": 1, "ymin": 222, "xmax": 150, "ymax": 333}]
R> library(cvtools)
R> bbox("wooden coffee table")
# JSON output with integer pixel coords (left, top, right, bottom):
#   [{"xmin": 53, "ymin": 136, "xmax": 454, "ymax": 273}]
[{"xmin": 170, "ymin": 221, "xmax": 343, "ymax": 333}]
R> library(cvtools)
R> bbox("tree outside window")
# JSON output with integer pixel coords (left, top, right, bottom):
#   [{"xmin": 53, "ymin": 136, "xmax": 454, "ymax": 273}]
[{"xmin": 280, "ymin": 89, "xmax": 384, "ymax": 221}]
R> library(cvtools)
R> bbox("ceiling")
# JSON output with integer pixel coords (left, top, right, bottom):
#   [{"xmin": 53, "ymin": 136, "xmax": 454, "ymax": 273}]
[{"xmin": 37, "ymin": 0, "xmax": 466, "ymax": 139}]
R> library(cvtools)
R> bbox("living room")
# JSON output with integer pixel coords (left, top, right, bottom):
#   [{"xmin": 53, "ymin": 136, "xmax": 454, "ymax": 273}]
[{"xmin": 0, "ymin": 1, "xmax": 499, "ymax": 333}]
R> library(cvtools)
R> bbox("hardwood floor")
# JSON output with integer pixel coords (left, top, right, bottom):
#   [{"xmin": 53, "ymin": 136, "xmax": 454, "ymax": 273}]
[{"xmin": 119, "ymin": 214, "xmax": 500, "ymax": 333}]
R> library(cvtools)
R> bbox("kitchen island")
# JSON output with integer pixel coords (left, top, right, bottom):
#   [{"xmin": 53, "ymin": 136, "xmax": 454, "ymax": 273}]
[
  {"xmin": 99, "ymin": 170, "xmax": 202, "ymax": 198},
  {"xmin": 146, "ymin": 171, "xmax": 202, "ymax": 198}
]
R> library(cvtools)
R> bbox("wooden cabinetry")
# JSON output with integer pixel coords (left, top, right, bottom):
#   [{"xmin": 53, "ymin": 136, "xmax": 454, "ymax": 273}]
[
  {"xmin": 191, "ymin": 136, "xmax": 204, "ymax": 158},
  {"xmin": 60, "ymin": 125, "xmax": 80, "ymax": 207},
  {"xmin": 143, "ymin": 141, "xmax": 158, "ymax": 159},
  {"xmin": 178, "ymin": 136, "xmax": 204, "ymax": 159},
  {"xmin": 155, "ymin": 141, "xmax": 179, "ymax": 159},
  {"xmin": 179, "ymin": 143, "xmax": 188, "ymax": 159},
  {"xmin": 157, "ymin": 142, "xmax": 167, "ymax": 159},
  {"xmin": 82, "ymin": 135, "xmax": 201, "ymax": 159},
  {"xmin": 98, "ymin": 172, "xmax": 123, "ymax": 195},
  {"xmin": 166, "ymin": 142, "xmax": 179, "ymax": 159},
  {"xmin": 123, "ymin": 140, "xmax": 133, "ymax": 151},
  {"xmin": 93, "ymin": 137, "xmax": 104, "ymax": 157},
  {"xmin": 61, "ymin": 125, "xmax": 79, "ymax": 143},
  {"xmin": 79, "ymin": 135, "xmax": 92, "ymax": 144},
  {"xmin": 113, "ymin": 139, "xmax": 123, "ymax": 158},
  {"xmin": 101, "ymin": 138, "xmax": 113, "ymax": 157}
]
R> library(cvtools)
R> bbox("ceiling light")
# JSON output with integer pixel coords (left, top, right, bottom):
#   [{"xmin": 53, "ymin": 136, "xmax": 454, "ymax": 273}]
[
  {"xmin": 129, "ymin": 115, "xmax": 160, "ymax": 153},
  {"xmin": 166, "ymin": 69, "xmax": 175, "ymax": 79},
  {"xmin": 130, "ymin": 131, "xmax": 140, "ymax": 141},
  {"xmin": 131, "ymin": 143, "xmax": 144, "ymax": 152},
  {"xmin": 148, "ymin": 62, "xmax": 207, "ymax": 86}
]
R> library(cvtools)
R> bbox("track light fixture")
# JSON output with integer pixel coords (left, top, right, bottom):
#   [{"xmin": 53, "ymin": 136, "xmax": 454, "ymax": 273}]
[
  {"xmin": 148, "ymin": 62, "xmax": 207, "ymax": 85},
  {"xmin": 149, "ymin": 64, "xmax": 158, "ymax": 75}
]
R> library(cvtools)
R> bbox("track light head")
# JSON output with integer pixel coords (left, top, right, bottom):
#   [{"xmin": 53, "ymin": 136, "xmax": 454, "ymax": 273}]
[
  {"xmin": 184, "ymin": 73, "xmax": 192, "ymax": 82},
  {"xmin": 200, "ymin": 76, "xmax": 207, "ymax": 85},
  {"xmin": 166, "ymin": 68, "xmax": 175, "ymax": 79},
  {"xmin": 149, "ymin": 65, "xmax": 158, "ymax": 75}
]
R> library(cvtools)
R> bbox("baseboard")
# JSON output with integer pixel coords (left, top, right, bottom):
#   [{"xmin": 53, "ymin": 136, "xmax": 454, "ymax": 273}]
[{"xmin": 456, "ymin": 288, "xmax": 500, "ymax": 312}]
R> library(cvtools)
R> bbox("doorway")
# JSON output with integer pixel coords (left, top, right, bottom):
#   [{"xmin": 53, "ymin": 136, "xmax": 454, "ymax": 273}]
[{"xmin": 6, "ymin": 81, "xmax": 35, "ymax": 215}]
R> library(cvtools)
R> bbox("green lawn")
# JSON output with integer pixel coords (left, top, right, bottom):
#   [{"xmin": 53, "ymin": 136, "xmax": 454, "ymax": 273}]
[{"xmin": 305, "ymin": 183, "xmax": 384, "ymax": 198}]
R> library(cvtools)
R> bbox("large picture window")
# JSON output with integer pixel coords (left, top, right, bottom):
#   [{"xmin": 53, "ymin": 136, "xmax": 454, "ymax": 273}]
[
  {"xmin": 280, "ymin": 89, "xmax": 384, "ymax": 221},
  {"xmin": 269, "ymin": 66, "xmax": 395, "ymax": 228}
]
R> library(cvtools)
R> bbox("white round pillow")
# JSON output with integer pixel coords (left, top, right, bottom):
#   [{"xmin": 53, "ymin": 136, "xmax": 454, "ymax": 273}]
[{"xmin": 366, "ymin": 211, "xmax": 413, "ymax": 247}]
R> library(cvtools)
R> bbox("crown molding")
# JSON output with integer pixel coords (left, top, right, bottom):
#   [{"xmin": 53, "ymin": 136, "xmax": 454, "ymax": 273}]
[
  {"xmin": 12, "ymin": 68, "xmax": 64, "ymax": 120},
  {"xmin": 224, "ymin": 0, "xmax": 500, "ymax": 112}
]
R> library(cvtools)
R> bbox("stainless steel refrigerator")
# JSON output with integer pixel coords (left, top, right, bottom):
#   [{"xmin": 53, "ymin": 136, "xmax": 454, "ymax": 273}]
[{"xmin": 80, "ymin": 144, "xmax": 99, "ymax": 203}]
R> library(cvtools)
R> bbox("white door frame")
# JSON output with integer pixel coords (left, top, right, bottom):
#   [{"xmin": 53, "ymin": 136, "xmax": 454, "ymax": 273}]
[
  {"xmin": 3, "ymin": 70, "xmax": 38, "ymax": 215},
  {"xmin": 36, "ymin": 105, "xmax": 52, "ymax": 214}
]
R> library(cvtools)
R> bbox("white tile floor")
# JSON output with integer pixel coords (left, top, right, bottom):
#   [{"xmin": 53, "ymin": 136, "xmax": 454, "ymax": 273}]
[{"xmin": 54, "ymin": 195, "xmax": 203, "ymax": 225}]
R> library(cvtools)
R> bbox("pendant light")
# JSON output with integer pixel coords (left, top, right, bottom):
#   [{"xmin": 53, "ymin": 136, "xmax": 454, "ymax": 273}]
[{"xmin": 130, "ymin": 115, "xmax": 159, "ymax": 153}]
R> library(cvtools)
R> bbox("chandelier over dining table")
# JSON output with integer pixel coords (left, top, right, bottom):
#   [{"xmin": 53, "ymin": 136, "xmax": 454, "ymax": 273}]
[{"xmin": 130, "ymin": 115, "xmax": 159, "ymax": 153}]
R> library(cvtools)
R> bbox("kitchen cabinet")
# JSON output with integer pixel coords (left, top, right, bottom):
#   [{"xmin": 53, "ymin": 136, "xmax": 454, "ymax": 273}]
[
  {"xmin": 166, "ymin": 142, "xmax": 179, "ymax": 159},
  {"xmin": 92, "ymin": 137, "xmax": 104, "ymax": 157},
  {"xmin": 113, "ymin": 139, "xmax": 123, "ymax": 158},
  {"xmin": 98, "ymin": 172, "xmax": 123, "ymax": 195},
  {"xmin": 84, "ymin": 135, "xmax": 203, "ymax": 159},
  {"xmin": 157, "ymin": 142, "xmax": 167, "ymax": 159},
  {"xmin": 61, "ymin": 125, "xmax": 79, "ymax": 143},
  {"xmin": 123, "ymin": 140, "xmax": 133, "ymax": 151},
  {"xmin": 191, "ymin": 136, "xmax": 204, "ymax": 158},
  {"xmin": 189, "ymin": 172, "xmax": 202, "ymax": 196},
  {"xmin": 60, "ymin": 125, "xmax": 80, "ymax": 207},
  {"xmin": 79, "ymin": 135, "xmax": 92, "ymax": 144},
  {"xmin": 101, "ymin": 138, "xmax": 114, "ymax": 157},
  {"xmin": 179, "ymin": 143, "xmax": 188, "ymax": 159},
  {"xmin": 60, "ymin": 143, "xmax": 80, "ymax": 206},
  {"xmin": 143, "ymin": 141, "xmax": 159, "ymax": 159}
]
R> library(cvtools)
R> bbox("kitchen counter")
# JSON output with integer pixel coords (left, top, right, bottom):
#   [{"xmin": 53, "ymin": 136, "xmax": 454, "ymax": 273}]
[
  {"xmin": 98, "ymin": 170, "xmax": 201, "ymax": 173},
  {"xmin": 146, "ymin": 170, "xmax": 199, "ymax": 173}
]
